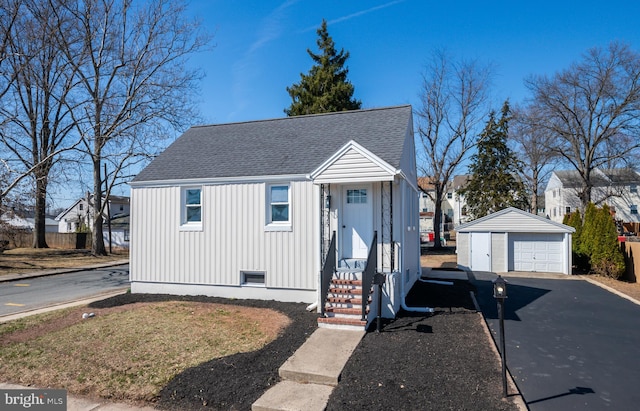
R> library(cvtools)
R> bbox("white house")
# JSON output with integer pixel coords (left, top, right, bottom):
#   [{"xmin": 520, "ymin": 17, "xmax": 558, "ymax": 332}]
[
  {"xmin": 545, "ymin": 168, "xmax": 640, "ymax": 224},
  {"xmin": 456, "ymin": 207, "xmax": 575, "ymax": 275},
  {"xmin": 129, "ymin": 106, "xmax": 422, "ymax": 330},
  {"xmin": 56, "ymin": 194, "xmax": 130, "ymax": 233}
]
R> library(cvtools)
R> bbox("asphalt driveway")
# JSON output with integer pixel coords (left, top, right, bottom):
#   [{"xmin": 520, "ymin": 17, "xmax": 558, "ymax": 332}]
[{"xmin": 472, "ymin": 272, "xmax": 640, "ymax": 411}]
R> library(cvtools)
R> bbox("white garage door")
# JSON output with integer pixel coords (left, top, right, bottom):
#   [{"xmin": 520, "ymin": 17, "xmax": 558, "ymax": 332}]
[{"xmin": 509, "ymin": 233, "xmax": 564, "ymax": 273}]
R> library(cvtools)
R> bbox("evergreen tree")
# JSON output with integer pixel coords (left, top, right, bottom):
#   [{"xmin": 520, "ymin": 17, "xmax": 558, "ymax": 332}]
[
  {"xmin": 458, "ymin": 101, "xmax": 529, "ymax": 218},
  {"xmin": 590, "ymin": 205, "xmax": 625, "ymax": 278},
  {"xmin": 285, "ymin": 19, "xmax": 361, "ymax": 116},
  {"xmin": 565, "ymin": 210, "xmax": 588, "ymax": 270},
  {"xmin": 579, "ymin": 202, "xmax": 598, "ymax": 258}
]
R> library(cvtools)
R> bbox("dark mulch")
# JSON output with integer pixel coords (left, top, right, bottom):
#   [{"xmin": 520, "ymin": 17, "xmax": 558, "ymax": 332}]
[
  {"xmin": 90, "ymin": 278, "xmax": 518, "ymax": 411},
  {"xmin": 327, "ymin": 279, "xmax": 517, "ymax": 411}
]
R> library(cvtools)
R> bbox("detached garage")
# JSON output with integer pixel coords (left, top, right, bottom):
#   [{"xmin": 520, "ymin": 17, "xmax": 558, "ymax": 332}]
[{"xmin": 456, "ymin": 207, "xmax": 575, "ymax": 274}]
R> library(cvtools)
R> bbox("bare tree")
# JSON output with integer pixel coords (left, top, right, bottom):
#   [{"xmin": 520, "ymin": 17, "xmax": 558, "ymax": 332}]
[
  {"xmin": 510, "ymin": 105, "xmax": 559, "ymax": 213},
  {"xmin": 0, "ymin": 0, "xmax": 80, "ymax": 247},
  {"xmin": 0, "ymin": 0, "xmax": 25, "ymax": 208},
  {"xmin": 52, "ymin": 0, "xmax": 210, "ymax": 255},
  {"xmin": 526, "ymin": 41, "xmax": 640, "ymax": 209},
  {"xmin": 415, "ymin": 50, "xmax": 492, "ymax": 247}
]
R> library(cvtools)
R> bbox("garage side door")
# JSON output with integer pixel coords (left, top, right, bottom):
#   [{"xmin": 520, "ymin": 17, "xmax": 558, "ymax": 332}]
[{"xmin": 509, "ymin": 233, "xmax": 564, "ymax": 273}]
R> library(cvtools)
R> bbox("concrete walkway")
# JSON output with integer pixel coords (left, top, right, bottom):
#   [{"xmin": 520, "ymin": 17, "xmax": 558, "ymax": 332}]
[{"xmin": 253, "ymin": 328, "xmax": 365, "ymax": 411}]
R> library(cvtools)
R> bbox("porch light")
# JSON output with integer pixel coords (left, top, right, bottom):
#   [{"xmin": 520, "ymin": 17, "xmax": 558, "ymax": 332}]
[
  {"xmin": 325, "ymin": 195, "xmax": 331, "ymax": 209},
  {"xmin": 493, "ymin": 275, "xmax": 508, "ymax": 299},
  {"xmin": 493, "ymin": 274, "xmax": 508, "ymax": 398}
]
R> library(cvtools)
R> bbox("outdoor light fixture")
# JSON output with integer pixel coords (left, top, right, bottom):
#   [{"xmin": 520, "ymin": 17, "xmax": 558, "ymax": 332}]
[
  {"xmin": 493, "ymin": 274, "xmax": 508, "ymax": 397},
  {"xmin": 493, "ymin": 275, "xmax": 508, "ymax": 299},
  {"xmin": 325, "ymin": 195, "xmax": 331, "ymax": 209}
]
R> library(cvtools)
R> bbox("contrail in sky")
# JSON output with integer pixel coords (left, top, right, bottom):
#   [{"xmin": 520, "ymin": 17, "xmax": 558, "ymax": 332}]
[{"xmin": 302, "ymin": 0, "xmax": 407, "ymax": 31}]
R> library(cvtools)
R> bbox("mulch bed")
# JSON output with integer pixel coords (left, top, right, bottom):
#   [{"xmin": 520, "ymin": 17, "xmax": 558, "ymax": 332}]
[{"xmin": 90, "ymin": 278, "xmax": 518, "ymax": 411}]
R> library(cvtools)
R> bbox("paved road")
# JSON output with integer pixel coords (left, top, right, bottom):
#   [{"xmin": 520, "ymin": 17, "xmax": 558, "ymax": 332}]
[
  {"xmin": 0, "ymin": 265, "xmax": 129, "ymax": 317},
  {"xmin": 472, "ymin": 272, "xmax": 640, "ymax": 411}
]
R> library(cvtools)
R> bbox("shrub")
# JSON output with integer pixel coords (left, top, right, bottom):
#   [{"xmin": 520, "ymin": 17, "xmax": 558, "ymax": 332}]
[
  {"xmin": 565, "ymin": 210, "xmax": 589, "ymax": 271},
  {"xmin": 589, "ymin": 205, "xmax": 625, "ymax": 279}
]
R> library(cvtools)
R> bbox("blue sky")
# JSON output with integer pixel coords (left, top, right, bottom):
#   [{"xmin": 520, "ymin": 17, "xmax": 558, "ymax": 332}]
[
  {"xmin": 50, "ymin": 0, "xmax": 640, "ymax": 209},
  {"xmin": 187, "ymin": 0, "xmax": 640, "ymax": 124}
]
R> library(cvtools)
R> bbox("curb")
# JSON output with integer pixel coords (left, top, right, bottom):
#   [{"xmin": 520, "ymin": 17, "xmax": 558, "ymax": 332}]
[
  {"xmin": 0, "ymin": 260, "xmax": 129, "ymax": 283},
  {"xmin": 0, "ymin": 288, "xmax": 130, "ymax": 323},
  {"xmin": 581, "ymin": 276, "xmax": 640, "ymax": 306}
]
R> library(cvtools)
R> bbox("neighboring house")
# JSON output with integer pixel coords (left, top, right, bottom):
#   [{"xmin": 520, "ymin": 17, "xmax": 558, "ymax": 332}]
[
  {"xmin": 55, "ymin": 194, "xmax": 130, "ymax": 233},
  {"xmin": 130, "ymin": 106, "xmax": 421, "ymax": 330},
  {"xmin": 0, "ymin": 213, "xmax": 57, "ymax": 232},
  {"xmin": 0, "ymin": 213, "xmax": 32, "ymax": 231},
  {"xmin": 25, "ymin": 217, "xmax": 58, "ymax": 232},
  {"xmin": 545, "ymin": 168, "xmax": 640, "ymax": 224},
  {"xmin": 417, "ymin": 175, "xmax": 471, "ymax": 234},
  {"xmin": 456, "ymin": 207, "xmax": 575, "ymax": 275},
  {"xmin": 104, "ymin": 214, "xmax": 130, "ymax": 249}
]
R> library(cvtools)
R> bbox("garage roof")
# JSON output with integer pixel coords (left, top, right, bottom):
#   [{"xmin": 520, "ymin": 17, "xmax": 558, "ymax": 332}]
[{"xmin": 455, "ymin": 207, "xmax": 575, "ymax": 233}]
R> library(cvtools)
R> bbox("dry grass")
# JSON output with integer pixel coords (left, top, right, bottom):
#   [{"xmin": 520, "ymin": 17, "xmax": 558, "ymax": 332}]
[
  {"xmin": 421, "ymin": 246, "xmax": 458, "ymax": 269},
  {"xmin": 0, "ymin": 248, "xmax": 128, "ymax": 276},
  {"xmin": 0, "ymin": 301, "xmax": 290, "ymax": 403}
]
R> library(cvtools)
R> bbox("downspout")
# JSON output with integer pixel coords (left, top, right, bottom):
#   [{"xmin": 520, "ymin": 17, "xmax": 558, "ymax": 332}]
[{"xmin": 398, "ymin": 177, "xmax": 434, "ymax": 313}]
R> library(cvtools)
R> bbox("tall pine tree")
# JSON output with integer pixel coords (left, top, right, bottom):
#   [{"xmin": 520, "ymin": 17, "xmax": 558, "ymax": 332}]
[
  {"xmin": 459, "ymin": 101, "xmax": 529, "ymax": 218},
  {"xmin": 285, "ymin": 19, "xmax": 361, "ymax": 116}
]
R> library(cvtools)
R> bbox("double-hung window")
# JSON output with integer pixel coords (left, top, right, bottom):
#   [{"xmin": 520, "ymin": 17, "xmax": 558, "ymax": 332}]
[
  {"xmin": 266, "ymin": 184, "xmax": 291, "ymax": 230},
  {"xmin": 181, "ymin": 187, "xmax": 202, "ymax": 230}
]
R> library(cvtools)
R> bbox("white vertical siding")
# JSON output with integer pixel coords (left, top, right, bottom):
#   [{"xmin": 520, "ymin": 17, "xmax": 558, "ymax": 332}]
[{"xmin": 131, "ymin": 180, "xmax": 318, "ymax": 291}]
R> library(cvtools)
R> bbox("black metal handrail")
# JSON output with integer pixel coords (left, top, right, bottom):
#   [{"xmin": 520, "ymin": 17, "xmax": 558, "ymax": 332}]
[
  {"xmin": 320, "ymin": 231, "xmax": 336, "ymax": 316},
  {"xmin": 361, "ymin": 231, "xmax": 378, "ymax": 321}
]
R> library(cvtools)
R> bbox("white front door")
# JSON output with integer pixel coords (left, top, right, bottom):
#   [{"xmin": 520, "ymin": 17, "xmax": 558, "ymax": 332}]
[{"xmin": 342, "ymin": 185, "xmax": 373, "ymax": 259}]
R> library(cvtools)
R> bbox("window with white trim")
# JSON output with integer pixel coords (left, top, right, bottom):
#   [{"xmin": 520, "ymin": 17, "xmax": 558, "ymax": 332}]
[
  {"xmin": 266, "ymin": 184, "xmax": 291, "ymax": 230},
  {"xmin": 631, "ymin": 185, "xmax": 638, "ymax": 194},
  {"xmin": 181, "ymin": 187, "xmax": 202, "ymax": 229},
  {"xmin": 631, "ymin": 205, "xmax": 638, "ymax": 215}
]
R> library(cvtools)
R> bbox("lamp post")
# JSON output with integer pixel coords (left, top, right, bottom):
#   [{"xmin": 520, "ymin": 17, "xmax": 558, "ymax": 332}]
[{"xmin": 493, "ymin": 275, "xmax": 508, "ymax": 398}]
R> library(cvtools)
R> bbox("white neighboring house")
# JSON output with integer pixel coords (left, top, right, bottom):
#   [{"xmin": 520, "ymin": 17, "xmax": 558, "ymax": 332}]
[
  {"xmin": 55, "ymin": 194, "xmax": 130, "ymax": 233},
  {"xmin": 545, "ymin": 168, "xmax": 640, "ymax": 224},
  {"xmin": 130, "ymin": 106, "xmax": 422, "ymax": 330},
  {"xmin": 0, "ymin": 213, "xmax": 57, "ymax": 232},
  {"xmin": 417, "ymin": 175, "xmax": 471, "ymax": 236}
]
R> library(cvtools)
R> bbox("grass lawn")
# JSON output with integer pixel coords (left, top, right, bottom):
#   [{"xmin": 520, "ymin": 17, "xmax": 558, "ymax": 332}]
[{"xmin": 0, "ymin": 300, "xmax": 290, "ymax": 403}]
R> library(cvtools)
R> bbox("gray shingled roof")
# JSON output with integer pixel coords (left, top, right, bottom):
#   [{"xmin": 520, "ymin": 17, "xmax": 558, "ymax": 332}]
[
  {"xmin": 133, "ymin": 105, "xmax": 412, "ymax": 183},
  {"xmin": 555, "ymin": 168, "xmax": 640, "ymax": 188}
]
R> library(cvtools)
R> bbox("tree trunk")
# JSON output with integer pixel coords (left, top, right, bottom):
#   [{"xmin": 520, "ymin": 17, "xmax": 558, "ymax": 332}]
[
  {"xmin": 32, "ymin": 175, "xmax": 49, "ymax": 248},
  {"xmin": 433, "ymin": 187, "xmax": 444, "ymax": 249},
  {"xmin": 91, "ymin": 157, "xmax": 106, "ymax": 255}
]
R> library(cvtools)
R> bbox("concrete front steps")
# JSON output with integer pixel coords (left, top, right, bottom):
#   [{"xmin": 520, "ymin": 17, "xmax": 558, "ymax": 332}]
[{"xmin": 252, "ymin": 328, "xmax": 365, "ymax": 411}]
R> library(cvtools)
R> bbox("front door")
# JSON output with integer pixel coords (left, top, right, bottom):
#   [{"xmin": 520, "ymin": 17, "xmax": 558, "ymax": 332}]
[{"xmin": 342, "ymin": 185, "xmax": 373, "ymax": 259}]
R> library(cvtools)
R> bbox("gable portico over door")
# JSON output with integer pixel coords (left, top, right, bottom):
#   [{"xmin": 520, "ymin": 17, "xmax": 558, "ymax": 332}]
[{"xmin": 341, "ymin": 185, "xmax": 373, "ymax": 259}]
